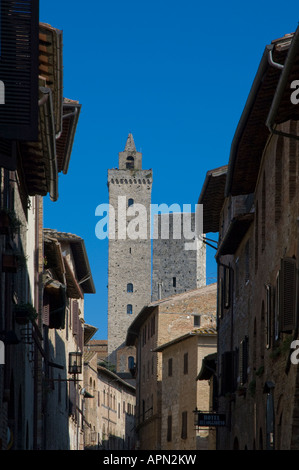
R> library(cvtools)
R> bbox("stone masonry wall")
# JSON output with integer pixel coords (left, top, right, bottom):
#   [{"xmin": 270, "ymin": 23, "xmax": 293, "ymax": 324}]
[
  {"xmin": 152, "ymin": 213, "xmax": 206, "ymax": 301},
  {"xmin": 107, "ymin": 168, "xmax": 153, "ymax": 364}
]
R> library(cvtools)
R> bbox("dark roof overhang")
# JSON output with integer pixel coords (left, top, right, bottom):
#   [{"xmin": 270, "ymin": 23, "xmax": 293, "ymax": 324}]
[
  {"xmin": 56, "ymin": 99, "xmax": 82, "ymax": 174},
  {"xmin": 44, "ymin": 235, "xmax": 66, "ymax": 285},
  {"xmin": 64, "ymin": 257, "xmax": 84, "ymax": 299},
  {"xmin": 196, "ymin": 352, "xmax": 217, "ymax": 381},
  {"xmin": 19, "ymin": 24, "xmax": 80, "ymax": 202},
  {"xmin": 84, "ymin": 323, "xmax": 98, "ymax": 345},
  {"xmin": 225, "ymin": 34, "xmax": 293, "ymax": 198},
  {"xmin": 39, "ymin": 23, "xmax": 63, "ymax": 136},
  {"xmin": 198, "ymin": 166, "xmax": 227, "ymax": 233},
  {"xmin": 266, "ymin": 25, "xmax": 299, "ymax": 136},
  {"xmin": 216, "ymin": 213, "xmax": 254, "ymax": 258},
  {"xmin": 21, "ymin": 86, "xmax": 58, "ymax": 201},
  {"xmin": 43, "ymin": 229, "xmax": 96, "ymax": 294}
]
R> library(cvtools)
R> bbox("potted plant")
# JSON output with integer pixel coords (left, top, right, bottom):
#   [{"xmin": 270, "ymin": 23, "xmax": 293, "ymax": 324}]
[{"xmin": 14, "ymin": 303, "xmax": 38, "ymax": 325}]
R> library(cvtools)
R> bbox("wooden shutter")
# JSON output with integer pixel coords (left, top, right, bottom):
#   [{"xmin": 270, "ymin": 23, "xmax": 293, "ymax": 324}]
[
  {"xmin": 72, "ymin": 300, "xmax": 79, "ymax": 335},
  {"xmin": 43, "ymin": 292, "xmax": 50, "ymax": 326},
  {"xmin": 181, "ymin": 411, "xmax": 187, "ymax": 439},
  {"xmin": 280, "ymin": 257, "xmax": 297, "ymax": 332},
  {"xmin": 233, "ymin": 347, "xmax": 239, "ymax": 391},
  {"xmin": 218, "ymin": 277, "xmax": 223, "ymax": 319},
  {"xmin": 239, "ymin": 337, "xmax": 249, "ymax": 386},
  {"xmin": 183, "ymin": 352, "xmax": 188, "ymax": 375},
  {"xmin": 167, "ymin": 415, "xmax": 172, "ymax": 442},
  {"xmin": 224, "ymin": 266, "xmax": 231, "ymax": 308},
  {"xmin": 221, "ymin": 351, "xmax": 234, "ymax": 395},
  {"xmin": 168, "ymin": 358, "xmax": 172, "ymax": 377},
  {"xmin": 0, "ymin": 0, "xmax": 39, "ymax": 141},
  {"xmin": 69, "ymin": 380, "xmax": 77, "ymax": 418},
  {"xmin": 274, "ymin": 271, "xmax": 280, "ymax": 340},
  {"xmin": 78, "ymin": 320, "xmax": 84, "ymax": 351},
  {"xmin": 266, "ymin": 285, "xmax": 271, "ymax": 349}
]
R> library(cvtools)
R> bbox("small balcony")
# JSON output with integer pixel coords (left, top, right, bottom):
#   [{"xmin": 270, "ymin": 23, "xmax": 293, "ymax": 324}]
[{"xmin": 217, "ymin": 194, "xmax": 254, "ymax": 257}]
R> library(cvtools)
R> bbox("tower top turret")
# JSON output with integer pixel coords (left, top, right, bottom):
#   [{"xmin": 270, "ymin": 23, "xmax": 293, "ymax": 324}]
[
  {"xmin": 124, "ymin": 133, "xmax": 136, "ymax": 152},
  {"xmin": 119, "ymin": 133, "xmax": 142, "ymax": 170}
]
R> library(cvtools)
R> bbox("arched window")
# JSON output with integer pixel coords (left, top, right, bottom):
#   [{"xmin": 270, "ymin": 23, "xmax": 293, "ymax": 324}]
[
  {"xmin": 126, "ymin": 156, "xmax": 134, "ymax": 169},
  {"xmin": 127, "ymin": 283, "xmax": 133, "ymax": 293},
  {"xmin": 128, "ymin": 356, "xmax": 135, "ymax": 370},
  {"xmin": 127, "ymin": 304, "xmax": 133, "ymax": 315},
  {"xmin": 128, "ymin": 198, "xmax": 134, "ymax": 207}
]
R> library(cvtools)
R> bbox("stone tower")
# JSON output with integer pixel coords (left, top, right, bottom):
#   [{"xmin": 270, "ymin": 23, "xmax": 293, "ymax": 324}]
[
  {"xmin": 107, "ymin": 134, "xmax": 152, "ymax": 372},
  {"xmin": 151, "ymin": 212, "xmax": 206, "ymax": 301}
]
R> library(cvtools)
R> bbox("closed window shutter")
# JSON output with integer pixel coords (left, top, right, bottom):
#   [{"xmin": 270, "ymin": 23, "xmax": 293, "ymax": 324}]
[
  {"xmin": 239, "ymin": 337, "xmax": 249, "ymax": 386},
  {"xmin": 224, "ymin": 266, "xmax": 230, "ymax": 309},
  {"xmin": 0, "ymin": 0, "xmax": 39, "ymax": 140},
  {"xmin": 218, "ymin": 277, "xmax": 223, "ymax": 319},
  {"xmin": 43, "ymin": 292, "xmax": 50, "ymax": 326},
  {"xmin": 69, "ymin": 380, "xmax": 77, "ymax": 418},
  {"xmin": 72, "ymin": 300, "xmax": 79, "ymax": 335},
  {"xmin": 78, "ymin": 320, "xmax": 84, "ymax": 351},
  {"xmin": 181, "ymin": 411, "xmax": 187, "ymax": 439},
  {"xmin": 280, "ymin": 257, "xmax": 297, "ymax": 332},
  {"xmin": 266, "ymin": 285, "xmax": 271, "ymax": 349},
  {"xmin": 221, "ymin": 351, "xmax": 234, "ymax": 395},
  {"xmin": 275, "ymin": 271, "xmax": 281, "ymax": 340},
  {"xmin": 167, "ymin": 415, "xmax": 172, "ymax": 442}
]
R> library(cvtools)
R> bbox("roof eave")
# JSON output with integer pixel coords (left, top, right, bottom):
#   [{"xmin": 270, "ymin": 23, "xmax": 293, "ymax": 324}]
[
  {"xmin": 57, "ymin": 101, "xmax": 82, "ymax": 175},
  {"xmin": 266, "ymin": 25, "xmax": 299, "ymax": 135},
  {"xmin": 198, "ymin": 166, "xmax": 228, "ymax": 233},
  {"xmin": 126, "ymin": 305, "xmax": 156, "ymax": 346},
  {"xmin": 225, "ymin": 46, "xmax": 270, "ymax": 198}
]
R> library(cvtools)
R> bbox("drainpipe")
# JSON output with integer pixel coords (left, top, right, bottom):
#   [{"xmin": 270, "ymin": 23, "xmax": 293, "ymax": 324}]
[{"xmin": 267, "ymin": 45, "xmax": 284, "ymax": 70}]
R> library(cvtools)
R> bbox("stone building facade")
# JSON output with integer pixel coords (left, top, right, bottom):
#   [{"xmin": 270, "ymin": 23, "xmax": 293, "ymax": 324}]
[
  {"xmin": 85, "ymin": 339, "xmax": 108, "ymax": 364},
  {"xmin": 126, "ymin": 283, "xmax": 217, "ymax": 450},
  {"xmin": 107, "ymin": 134, "xmax": 152, "ymax": 370},
  {"xmin": 0, "ymin": 18, "xmax": 82, "ymax": 450},
  {"xmin": 152, "ymin": 212, "xmax": 206, "ymax": 301},
  {"xmin": 198, "ymin": 28, "xmax": 299, "ymax": 450},
  {"xmin": 83, "ymin": 352, "xmax": 136, "ymax": 450},
  {"xmin": 42, "ymin": 229, "xmax": 96, "ymax": 450},
  {"xmin": 155, "ymin": 329, "xmax": 217, "ymax": 450}
]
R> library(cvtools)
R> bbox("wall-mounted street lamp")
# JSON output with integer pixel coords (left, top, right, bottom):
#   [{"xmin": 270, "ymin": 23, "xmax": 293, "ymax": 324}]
[{"xmin": 68, "ymin": 352, "xmax": 83, "ymax": 375}]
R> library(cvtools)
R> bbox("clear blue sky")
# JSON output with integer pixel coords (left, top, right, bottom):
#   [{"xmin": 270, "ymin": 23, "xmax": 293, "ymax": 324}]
[{"xmin": 40, "ymin": 0, "xmax": 299, "ymax": 339}]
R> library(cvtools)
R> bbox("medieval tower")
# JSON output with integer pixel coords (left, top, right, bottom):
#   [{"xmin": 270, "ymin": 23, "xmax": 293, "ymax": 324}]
[
  {"xmin": 107, "ymin": 134, "xmax": 152, "ymax": 373},
  {"xmin": 151, "ymin": 212, "xmax": 206, "ymax": 301}
]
